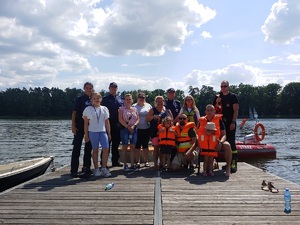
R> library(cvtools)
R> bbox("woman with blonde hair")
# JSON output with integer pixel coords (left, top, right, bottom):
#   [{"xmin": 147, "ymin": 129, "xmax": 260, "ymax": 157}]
[{"xmin": 176, "ymin": 95, "xmax": 200, "ymax": 126}]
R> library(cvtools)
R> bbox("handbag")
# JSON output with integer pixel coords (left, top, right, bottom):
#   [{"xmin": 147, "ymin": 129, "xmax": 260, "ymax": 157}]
[{"xmin": 116, "ymin": 122, "xmax": 125, "ymax": 130}]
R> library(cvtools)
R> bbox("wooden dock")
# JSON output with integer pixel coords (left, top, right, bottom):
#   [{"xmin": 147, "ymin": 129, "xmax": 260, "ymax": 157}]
[{"xmin": 0, "ymin": 162, "xmax": 299, "ymax": 224}]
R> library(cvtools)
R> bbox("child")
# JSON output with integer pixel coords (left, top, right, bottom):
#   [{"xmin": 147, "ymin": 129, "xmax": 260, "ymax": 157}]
[
  {"xmin": 83, "ymin": 92, "xmax": 111, "ymax": 177},
  {"xmin": 200, "ymin": 122, "xmax": 219, "ymax": 177},
  {"xmin": 157, "ymin": 116, "xmax": 177, "ymax": 171}
]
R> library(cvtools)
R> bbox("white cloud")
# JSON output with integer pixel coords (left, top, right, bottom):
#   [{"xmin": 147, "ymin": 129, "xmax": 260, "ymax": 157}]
[
  {"xmin": 201, "ymin": 31, "xmax": 212, "ymax": 39},
  {"xmin": 262, "ymin": 56, "xmax": 283, "ymax": 64},
  {"xmin": 262, "ymin": 0, "xmax": 300, "ymax": 44},
  {"xmin": 0, "ymin": 0, "xmax": 216, "ymax": 90},
  {"xmin": 287, "ymin": 54, "xmax": 300, "ymax": 62}
]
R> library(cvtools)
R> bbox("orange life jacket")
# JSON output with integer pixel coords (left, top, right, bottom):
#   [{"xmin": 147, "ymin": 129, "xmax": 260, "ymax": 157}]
[
  {"xmin": 157, "ymin": 124, "xmax": 176, "ymax": 146},
  {"xmin": 175, "ymin": 122, "xmax": 195, "ymax": 153},
  {"xmin": 197, "ymin": 115, "xmax": 222, "ymax": 157}
]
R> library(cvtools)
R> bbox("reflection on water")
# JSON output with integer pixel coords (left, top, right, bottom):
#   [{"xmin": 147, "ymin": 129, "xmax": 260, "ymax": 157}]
[{"xmin": 0, "ymin": 119, "xmax": 299, "ymax": 185}]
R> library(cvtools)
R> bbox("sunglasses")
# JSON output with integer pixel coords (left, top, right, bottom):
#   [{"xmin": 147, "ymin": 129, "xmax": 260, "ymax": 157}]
[
  {"xmin": 138, "ymin": 96, "xmax": 145, "ymax": 99},
  {"xmin": 178, "ymin": 117, "xmax": 186, "ymax": 120},
  {"xmin": 221, "ymin": 85, "xmax": 228, "ymax": 88}
]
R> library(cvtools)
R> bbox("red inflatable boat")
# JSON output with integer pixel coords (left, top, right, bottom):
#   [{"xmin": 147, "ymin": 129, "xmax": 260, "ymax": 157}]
[{"xmin": 217, "ymin": 122, "xmax": 276, "ymax": 161}]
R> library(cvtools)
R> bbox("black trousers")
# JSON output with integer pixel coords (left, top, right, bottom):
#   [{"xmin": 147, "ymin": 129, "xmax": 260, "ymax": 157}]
[
  {"xmin": 224, "ymin": 121, "xmax": 238, "ymax": 169},
  {"xmin": 71, "ymin": 129, "xmax": 92, "ymax": 173},
  {"xmin": 110, "ymin": 125, "xmax": 121, "ymax": 165}
]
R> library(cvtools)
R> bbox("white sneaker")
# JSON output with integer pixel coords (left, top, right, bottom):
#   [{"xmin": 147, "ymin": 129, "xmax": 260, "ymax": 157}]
[
  {"xmin": 93, "ymin": 168, "xmax": 101, "ymax": 177},
  {"xmin": 101, "ymin": 167, "xmax": 112, "ymax": 178}
]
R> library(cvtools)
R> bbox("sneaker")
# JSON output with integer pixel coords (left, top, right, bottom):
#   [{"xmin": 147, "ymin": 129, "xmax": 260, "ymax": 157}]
[
  {"xmin": 80, "ymin": 172, "xmax": 92, "ymax": 179},
  {"xmin": 101, "ymin": 167, "xmax": 112, "ymax": 178},
  {"xmin": 93, "ymin": 168, "xmax": 101, "ymax": 177},
  {"xmin": 129, "ymin": 166, "xmax": 137, "ymax": 171},
  {"xmin": 112, "ymin": 162, "xmax": 123, "ymax": 167},
  {"xmin": 136, "ymin": 163, "xmax": 141, "ymax": 169},
  {"xmin": 70, "ymin": 172, "xmax": 78, "ymax": 178},
  {"xmin": 124, "ymin": 165, "xmax": 129, "ymax": 171}
]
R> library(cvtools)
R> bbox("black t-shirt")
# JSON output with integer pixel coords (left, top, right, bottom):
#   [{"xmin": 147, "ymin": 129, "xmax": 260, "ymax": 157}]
[
  {"xmin": 102, "ymin": 94, "xmax": 124, "ymax": 125},
  {"xmin": 73, "ymin": 94, "xmax": 92, "ymax": 128},
  {"xmin": 213, "ymin": 92, "xmax": 238, "ymax": 122}
]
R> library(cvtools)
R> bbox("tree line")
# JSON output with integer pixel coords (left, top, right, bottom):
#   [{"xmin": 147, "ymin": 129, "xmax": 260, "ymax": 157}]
[{"xmin": 0, "ymin": 82, "xmax": 299, "ymax": 118}]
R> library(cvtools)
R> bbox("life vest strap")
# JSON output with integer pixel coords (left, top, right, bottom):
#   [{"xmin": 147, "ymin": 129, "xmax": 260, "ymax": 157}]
[{"xmin": 160, "ymin": 137, "xmax": 176, "ymax": 141}]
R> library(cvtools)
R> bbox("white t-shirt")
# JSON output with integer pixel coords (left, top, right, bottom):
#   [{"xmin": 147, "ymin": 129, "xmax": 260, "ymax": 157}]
[
  {"xmin": 82, "ymin": 106, "xmax": 110, "ymax": 132},
  {"xmin": 133, "ymin": 102, "xmax": 152, "ymax": 129}
]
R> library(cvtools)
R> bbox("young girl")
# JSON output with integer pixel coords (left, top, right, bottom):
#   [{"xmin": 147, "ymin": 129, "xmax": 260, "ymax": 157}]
[
  {"xmin": 83, "ymin": 92, "xmax": 111, "ymax": 177},
  {"xmin": 118, "ymin": 94, "xmax": 139, "ymax": 171},
  {"xmin": 157, "ymin": 116, "xmax": 177, "ymax": 171}
]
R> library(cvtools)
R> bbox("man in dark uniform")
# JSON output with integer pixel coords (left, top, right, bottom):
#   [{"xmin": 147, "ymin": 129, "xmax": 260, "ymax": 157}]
[
  {"xmin": 164, "ymin": 88, "xmax": 181, "ymax": 119},
  {"xmin": 213, "ymin": 80, "xmax": 239, "ymax": 173},
  {"xmin": 102, "ymin": 82, "xmax": 124, "ymax": 167},
  {"xmin": 71, "ymin": 82, "xmax": 93, "ymax": 178}
]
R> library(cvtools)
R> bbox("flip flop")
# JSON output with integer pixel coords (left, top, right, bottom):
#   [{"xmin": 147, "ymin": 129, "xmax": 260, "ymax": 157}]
[
  {"xmin": 261, "ymin": 180, "xmax": 269, "ymax": 191},
  {"xmin": 268, "ymin": 182, "xmax": 279, "ymax": 193}
]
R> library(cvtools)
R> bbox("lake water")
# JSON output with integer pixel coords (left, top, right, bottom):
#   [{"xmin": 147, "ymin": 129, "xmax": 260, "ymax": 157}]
[{"xmin": 0, "ymin": 119, "xmax": 299, "ymax": 185}]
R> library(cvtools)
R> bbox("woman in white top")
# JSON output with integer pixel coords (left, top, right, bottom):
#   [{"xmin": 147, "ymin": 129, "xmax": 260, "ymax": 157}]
[
  {"xmin": 83, "ymin": 92, "xmax": 111, "ymax": 177},
  {"xmin": 133, "ymin": 92, "xmax": 152, "ymax": 167},
  {"xmin": 118, "ymin": 94, "xmax": 140, "ymax": 171}
]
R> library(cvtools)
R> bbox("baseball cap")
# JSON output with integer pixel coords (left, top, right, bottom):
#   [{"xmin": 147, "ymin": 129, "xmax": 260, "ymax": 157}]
[
  {"xmin": 109, "ymin": 82, "xmax": 118, "ymax": 88},
  {"xmin": 166, "ymin": 88, "xmax": 175, "ymax": 93}
]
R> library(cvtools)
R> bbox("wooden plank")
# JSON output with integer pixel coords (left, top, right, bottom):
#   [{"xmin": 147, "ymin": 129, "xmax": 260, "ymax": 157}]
[
  {"xmin": 160, "ymin": 162, "xmax": 300, "ymax": 225},
  {"xmin": 0, "ymin": 162, "xmax": 299, "ymax": 225}
]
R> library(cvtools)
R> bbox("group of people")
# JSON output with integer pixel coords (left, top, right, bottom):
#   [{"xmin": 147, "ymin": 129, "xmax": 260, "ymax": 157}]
[{"xmin": 70, "ymin": 80, "xmax": 239, "ymax": 178}]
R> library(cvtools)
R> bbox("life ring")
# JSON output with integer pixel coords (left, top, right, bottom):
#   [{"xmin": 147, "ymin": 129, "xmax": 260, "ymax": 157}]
[{"xmin": 254, "ymin": 123, "xmax": 265, "ymax": 142}]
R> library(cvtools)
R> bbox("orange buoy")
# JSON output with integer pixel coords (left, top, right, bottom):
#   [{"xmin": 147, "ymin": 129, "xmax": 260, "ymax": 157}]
[{"xmin": 254, "ymin": 122, "xmax": 265, "ymax": 142}]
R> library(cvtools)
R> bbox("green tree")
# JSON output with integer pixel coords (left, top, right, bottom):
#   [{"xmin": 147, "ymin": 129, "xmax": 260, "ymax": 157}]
[{"xmin": 279, "ymin": 82, "xmax": 300, "ymax": 116}]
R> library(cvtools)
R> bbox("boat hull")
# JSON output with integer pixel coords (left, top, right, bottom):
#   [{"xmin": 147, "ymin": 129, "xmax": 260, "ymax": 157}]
[
  {"xmin": 0, "ymin": 156, "xmax": 54, "ymax": 192},
  {"xmin": 216, "ymin": 143, "xmax": 276, "ymax": 161}
]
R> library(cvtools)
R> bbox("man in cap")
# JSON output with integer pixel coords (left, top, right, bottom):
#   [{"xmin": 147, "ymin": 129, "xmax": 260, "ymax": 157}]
[
  {"xmin": 102, "ymin": 82, "xmax": 124, "ymax": 167},
  {"xmin": 165, "ymin": 88, "xmax": 181, "ymax": 119}
]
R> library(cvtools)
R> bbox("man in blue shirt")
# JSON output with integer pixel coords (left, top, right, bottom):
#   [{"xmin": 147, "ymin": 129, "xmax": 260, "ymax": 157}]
[
  {"xmin": 102, "ymin": 82, "xmax": 124, "ymax": 167},
  {"xmin": 71, "ymin": 82, "xmax": 93, "ymax": 178},
  {"xmin": 164, "ymin": 88, "xmax": 181, "ymax": 119}
]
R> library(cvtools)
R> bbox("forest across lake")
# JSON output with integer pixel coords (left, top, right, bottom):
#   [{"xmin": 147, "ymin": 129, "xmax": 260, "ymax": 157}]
[{"xmin": 0, "ymin": 82, "xmax": 299, "ymax": 118}]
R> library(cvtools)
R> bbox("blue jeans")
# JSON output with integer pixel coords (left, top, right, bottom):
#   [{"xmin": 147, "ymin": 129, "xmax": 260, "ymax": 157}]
[{"xmin": 120, "ymin": 128, "xmax": 137, "ymax": 145}]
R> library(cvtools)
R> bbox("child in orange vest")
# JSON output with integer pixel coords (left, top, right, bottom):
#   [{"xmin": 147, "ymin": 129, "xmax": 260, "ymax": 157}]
[{"xmin": 157, "ymin": 116, "xmax": 177, "ymax": 171}]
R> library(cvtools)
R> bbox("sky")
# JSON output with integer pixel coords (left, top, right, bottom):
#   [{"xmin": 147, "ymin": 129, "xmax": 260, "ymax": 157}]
[{"xmin": 0, "ymin": 0, "xmax": 300, "ymax": 93}]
